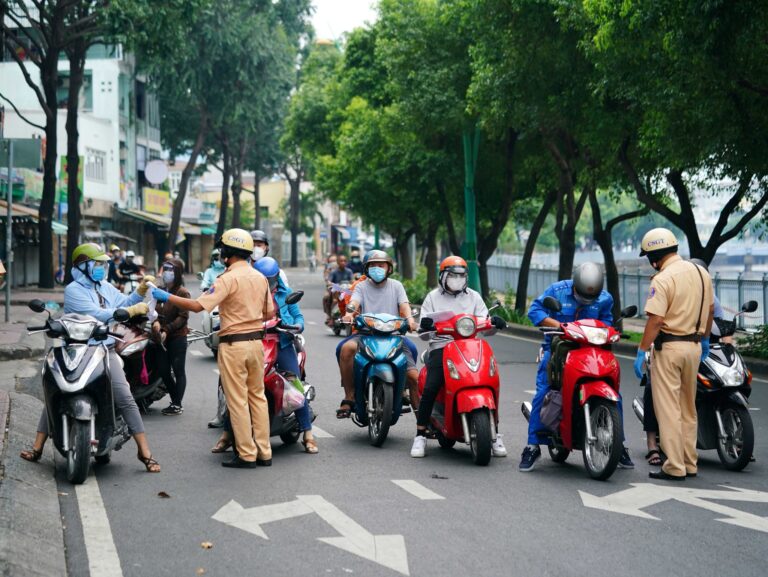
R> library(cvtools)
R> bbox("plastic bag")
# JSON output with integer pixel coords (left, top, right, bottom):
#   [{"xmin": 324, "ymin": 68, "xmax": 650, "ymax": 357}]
[
  {"xmin": 540, "ymin": 390, "xmax": 563, "ymax": 432},
  {"xmin": 282, "ymin": 376, "xmax": 306, "ymax": 414},
  {"xmin": 145, "ymin": 282, "xmax": 159, "ymax": 323}
]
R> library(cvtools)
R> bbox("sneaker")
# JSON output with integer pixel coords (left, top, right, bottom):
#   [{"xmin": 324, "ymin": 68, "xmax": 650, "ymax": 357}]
[
  {"xmin": 410, "ymin": 435, "xmax": 427, "ymax": 458},
  {"xmin": 519, "ymin": 445, "xmax": 541, "ymax": 471},
  {"xmin": 161, "ymin": 404, "xmax": 183, "ymax": 416},
  {"xmin": 492, "ymin": 434, "xmax": 508, "ymax": 457},
  {"xmin": 618, "ymin": 447, "xmax": 634, "ymax": 469}
]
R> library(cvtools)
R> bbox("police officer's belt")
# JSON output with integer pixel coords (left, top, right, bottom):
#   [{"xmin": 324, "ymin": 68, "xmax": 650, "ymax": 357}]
[
  {"xmin": 654, "ymin": 331, "xmax": 701, "ymax": 350},
  {"xmin": 220, "ymin": 331, "xmax": 264, "ymax": 343}
]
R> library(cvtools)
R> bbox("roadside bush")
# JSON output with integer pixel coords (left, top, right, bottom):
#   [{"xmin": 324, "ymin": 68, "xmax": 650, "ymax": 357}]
[
  {"xmin": 392, "ymin": 267, "xmax": 430, "ymax": 305},
  {"xmin": 739, "ymin": 325, "xmax": 768, "ymax": 360},
  {"xmin": 488, "ymin": 287, "xmax": 533, "ymax": 326}
]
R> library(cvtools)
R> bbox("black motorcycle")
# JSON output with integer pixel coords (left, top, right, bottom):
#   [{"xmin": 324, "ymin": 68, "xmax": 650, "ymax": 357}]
[
  {"xmin": 633, "ymin": 300, "xmax": 758, "ymax": 471},
  {"xmin": 28, "ymin": 299, "xmax": 133, "ymax": 484}
]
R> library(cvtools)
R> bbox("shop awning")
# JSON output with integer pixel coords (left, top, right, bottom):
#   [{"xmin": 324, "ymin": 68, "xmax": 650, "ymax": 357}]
[
  {"xmin": 0, "ymin": 199, "xmax": 66, "ymax": 234},
  {"xmin": 201, "ymin": 226, "xmax": 217, "ymax": 235},
  {"xmin": 52, "ymin": 221, "xmax": 68, "ymax": 235},
  {"xmin": 116, "ymin": 208, "xmax": 202, "ymax": 236},
  {"xmin": 334, "ymin": 225, "xmax": 351, "ymax": 240}
]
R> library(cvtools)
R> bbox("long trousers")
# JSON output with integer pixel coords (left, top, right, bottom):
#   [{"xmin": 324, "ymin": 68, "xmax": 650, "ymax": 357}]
[{"xmin": 157, "ymin": 337, "xmax": 188, "ymax": 406}]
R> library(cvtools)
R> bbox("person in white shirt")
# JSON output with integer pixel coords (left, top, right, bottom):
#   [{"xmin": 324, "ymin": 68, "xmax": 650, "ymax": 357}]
[{"xmin": 410, "ymin": 256, "xmax": 508, "ymax": 458}]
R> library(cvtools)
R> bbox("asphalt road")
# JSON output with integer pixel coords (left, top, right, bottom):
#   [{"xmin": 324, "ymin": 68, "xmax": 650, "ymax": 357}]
[{"xmin": 54, "ymin": 269, "xmax": 768, "ymax": 577}]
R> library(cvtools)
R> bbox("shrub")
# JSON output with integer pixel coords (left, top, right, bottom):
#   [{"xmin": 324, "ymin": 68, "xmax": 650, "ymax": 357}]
[
  {"xmin": 739, "ymin": 325, "xmax": 768, "ymax": 359},
  {"xmin": 392, "ymin": 267, "xmax": 430, "ymax": 305}
]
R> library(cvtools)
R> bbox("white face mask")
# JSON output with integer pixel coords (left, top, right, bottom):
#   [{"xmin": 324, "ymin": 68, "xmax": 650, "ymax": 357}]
[
  {"xmin": 162, "ymin": 271, "xmax": 175, "ymax": 286},
  {"xmin": 446, "ymin": 275, "xmax": 467, "ymax": 293},
  {"xmin": 252, "ymin": 247, "xmax": 266, "ymax": 261}
]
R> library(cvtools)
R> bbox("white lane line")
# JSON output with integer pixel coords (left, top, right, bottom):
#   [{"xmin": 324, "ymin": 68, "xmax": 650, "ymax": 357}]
[
  {"xmin": 213, "ymin": 368, "xmax": 220, "ymax": 375},
  {"xmin": 75, "ymin": 474, "xmax": 124, "ymax": 577},
  {"xmin": 190, "ymin": 350, "xmax": 203, "ymax": 357},
  {"xmin": 391, "ymin": 480, "xmax": 445, "ymax": 501},
  {"xmin": 311, "ymin": 425, "xmax": 334, "ymax": 438},
  {"xmin": 524, "ymin": 390, "xmax": 536, "ymax": 395},
  {"xmin": 308, "ymin": 320, "xmax": 318, "ymax": 325},
  {"xmin": 750, "ymin": 408, "xmax": 761, "ymax": 411}
]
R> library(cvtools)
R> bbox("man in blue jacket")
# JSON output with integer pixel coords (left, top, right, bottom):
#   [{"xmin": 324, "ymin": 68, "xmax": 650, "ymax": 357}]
[{"xmin": 520, "ymin": 262, "xmax": 634, "ymax": 472}]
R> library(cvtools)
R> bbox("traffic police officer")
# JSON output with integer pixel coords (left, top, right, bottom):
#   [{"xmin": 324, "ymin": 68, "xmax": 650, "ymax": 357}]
[
  {"xmin": 634, "ymin": 228, "xmax": 714, "ymax": 481},
  {"xmin": 153, "ymin": 229, "xmax": 275, "ymax": 468}
]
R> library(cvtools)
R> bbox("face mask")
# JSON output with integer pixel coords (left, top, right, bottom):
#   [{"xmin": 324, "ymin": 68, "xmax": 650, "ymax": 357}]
[
  {"xmin": 162, "ymin": 271, "xmax": 175, "ymax": 286},
  {"xmin": 213, "ymin": 260, "xmax": 225, "ymax": 270},
  {"xmin": 446, "ymin": 275, "xmax": 467, "ymax": 293},
  {"xmin": 252, "ymin": 247, "xmax": 266, "ymax": 261},
  {"xmin": 89, "ymin": 262, "xmax": 106, "ymax": 282},
  {"xmin": 368, "ymin": 266, "xmax": 386, "ymax": 283}
]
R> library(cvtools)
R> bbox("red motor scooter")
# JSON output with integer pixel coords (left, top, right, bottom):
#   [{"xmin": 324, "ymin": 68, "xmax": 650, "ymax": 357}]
[
  {"xmin": 522, "ymin": 297, "xmax": 636, "ymax": 480},
  {"xmin": 417, "ymin": 307, "xmax": 502, "ymax": 466}
]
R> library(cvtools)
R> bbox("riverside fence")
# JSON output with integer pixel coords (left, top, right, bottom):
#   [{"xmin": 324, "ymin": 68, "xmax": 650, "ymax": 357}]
[{"xmin": 486, "ymin": 257, "xmax": 768, "ymax": 329}]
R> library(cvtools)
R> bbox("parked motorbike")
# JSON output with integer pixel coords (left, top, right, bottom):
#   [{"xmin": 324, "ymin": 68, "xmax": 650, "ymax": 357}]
[
  {"xmin": 27, "ymin": 299, "xmax": 134, "ymax": 484},
  {"xmin": 632, "ymin": 300, "xmax": 758, "ymax": 471},
  {"xmin": 110, "ymin": 314, "xmax": 167, "ymax": 412},
  {"xmin": 195, "ymin": 271, "xmax": 221, "ymax": 358},
  {"xmin": 521, "ymin": 296, "xmax": 637, "ymax": 481},
  {"xmin": 349, "ymin": 313, "xmax": 411, "ymax": 446},
  {"xmin": 417, "ymin": 303, "xmax": 503, "ymax": 466}
]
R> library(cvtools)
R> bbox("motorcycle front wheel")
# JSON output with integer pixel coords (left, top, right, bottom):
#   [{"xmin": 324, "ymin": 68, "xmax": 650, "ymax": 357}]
[
  {"xmin": 368, "ymin": 380, "xmax": 393, "ymax": 447},
  {"xmin": 716, "ymin": 405, "xmax": 754, "ymax": 471},
  {"xmin": 469, "ymin": 408, "xmax": 492, "ymax": 466},
  {"xmin": 548, "ymin": 444, "xmax": 571, "ymax": 463},
  {"xmin": 67, "ymin": 419, "xmax": 91, "ymax": 484},
  {"xmin": 582, "ymin": 399, "xmax": 621, "ymax": 481}
]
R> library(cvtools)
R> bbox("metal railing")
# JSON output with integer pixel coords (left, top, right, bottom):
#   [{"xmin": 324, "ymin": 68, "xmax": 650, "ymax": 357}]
[{"xmin": 487, "ymin": 257, "xmax": 767, "ymax": 329}]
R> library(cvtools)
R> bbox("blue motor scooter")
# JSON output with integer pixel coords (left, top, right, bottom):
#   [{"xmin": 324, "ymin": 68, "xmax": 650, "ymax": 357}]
[{"xmin": 351, "ymin": 313, "xmax": 410, "ymax": 446}]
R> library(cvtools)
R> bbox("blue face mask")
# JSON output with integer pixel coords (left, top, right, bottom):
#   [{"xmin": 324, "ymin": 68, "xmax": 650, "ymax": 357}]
[
  {"xmin": 89, "ymin": 262, "xmax": 106, "ymax": 282},
  {"xmin": 368, "ymin": 266, "xmax": 387, "ymax": 283},
  {"xmin": 213, "ymin": 260, "xmax": 225, "ymax": 270}
]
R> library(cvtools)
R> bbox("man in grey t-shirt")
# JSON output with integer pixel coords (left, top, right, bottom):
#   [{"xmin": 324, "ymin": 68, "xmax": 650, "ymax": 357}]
[{"xmin": 336, "ymin": 250, "xmax": 419, "ymax": 419}]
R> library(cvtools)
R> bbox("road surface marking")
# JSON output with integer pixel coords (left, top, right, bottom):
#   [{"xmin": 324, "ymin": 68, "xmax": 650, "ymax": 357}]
[
  {"xmin": 749, "ymin": 407, "xmax": 760, "ymax": 411},
  {"xmin": 75, "ymin": 474, "xmax": 124, "ymax": 577},
  {"xmin": 213, "ymin": 495, "xmax": 409, "ymax": 575},
  {"xmin": 190, "ymin": 350, "xmax": 203, "ymax": 357},
  {"xmin": 308, "ymin": 320, "xmax": 318, "ymax": 325},
  {"xmin": 524, "ymin": 390, "xmax": 535, "ymax": 395},
  {"xmin": 580, "ymin": 483, "xmax": 768, "ymax": 533},
  {"xmin": 311, "ymin": 426, "xmax": 334, "ymax": 438},
  {"xmin": 391, "ymin": 480, "xmax": 445, "ymax": 500},
  {"xmin": 213, "ymin": 368, "xmax": 220, "ymax": 375}
]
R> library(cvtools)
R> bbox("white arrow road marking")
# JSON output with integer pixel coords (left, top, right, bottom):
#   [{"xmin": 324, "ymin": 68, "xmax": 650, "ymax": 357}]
[
  {"xmin": 75, "ymin": 473, "xmax": 124, "ymax": 577},
  {"xmin": 311, "ymin": 425, "xmax": 334, "ymax": 438},
  {"xmin": 580, "ymin": 483, "xmax": 768, "ymax": 532},
  {"xmin": 212, "ymin": 368, "xmax": 220, "ymax": 375},
  {"xmin": 391, "ymin": 480, "xmax": 445, "ymax": 501},
  {"xmin": 524, "ymin": 390, "xmax": 536, "ymax": 395},
  {"xmin": 212, "ymin": 495, "xmax": 410, "ymax": 575},
  {"xmin": 190, "ymin": 349, "xmax": 204, "ymax": 357}
]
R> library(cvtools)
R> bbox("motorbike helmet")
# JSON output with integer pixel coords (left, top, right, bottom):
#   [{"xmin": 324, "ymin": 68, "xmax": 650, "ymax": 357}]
[
  {"xmin": 689, "ymin": 257, "xmax": 709, "ymax": 271},
  {"xmin": 109, "ymin": 244, "xmax": 121, "ymax": 253},
  {"xmin": 439, "ymin": 256, "xmax": 468, "ymax": 294},
  {"xmin": 211, "ymin": 248, "xmax": 221, "ymax": 259},
  {"xmin": 254, "ymin": 256, "xmax": 280, "ymax": 290},
  {"xmin": 216, "ymin": 228, "xmax": 254, "ymax": 261},
  {"xmin": 572, "ymin": 262, "xmax": 604, "ymax": 305},
  {"xmin": 362, "ymin": 250, "xmax": 393, "ymax": 274},
  {"xmin": 250, "ymin": 230, "xmax": 270, "ymax": 260},
  {"xmin": 639, "ymin": 227, "xmax": 679, "ymax": 267},
  {"xmin": 73, "ymin": 243, "xmax": 110, "ymax": 266},
  {"xmin": 125, "ymin": 250, "xmax": 135, "ymax": 259}
]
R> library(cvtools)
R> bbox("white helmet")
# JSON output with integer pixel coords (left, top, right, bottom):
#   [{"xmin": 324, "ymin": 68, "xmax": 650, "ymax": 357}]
[{"xmin": 125, "ymin": 250, "xmax": 135, "ymax": 258}]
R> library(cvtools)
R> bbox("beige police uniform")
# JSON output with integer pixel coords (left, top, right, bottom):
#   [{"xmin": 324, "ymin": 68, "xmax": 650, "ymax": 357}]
[
  {"xmin": 645, "ymin": 255, "xmax": 714, "ymax": 477},
  {"xmin": 198, "ymin": 260, "xmax": 275, "ymax": 462}
]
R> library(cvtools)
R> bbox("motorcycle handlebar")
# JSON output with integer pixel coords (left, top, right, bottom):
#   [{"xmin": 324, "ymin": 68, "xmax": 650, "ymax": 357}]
[{"xmin": 28, "ymin": 325, "xmax": 47, "ymax": 331}]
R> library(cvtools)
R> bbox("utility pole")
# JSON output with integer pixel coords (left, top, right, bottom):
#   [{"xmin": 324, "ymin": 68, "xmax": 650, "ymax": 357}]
[
  {"xmin": 462, "ymin": 125, "xmax": 481, "ymax": 292},
  {"xmin": 4, "ymin": 138, "xmax": 13, "ymax": 322}
]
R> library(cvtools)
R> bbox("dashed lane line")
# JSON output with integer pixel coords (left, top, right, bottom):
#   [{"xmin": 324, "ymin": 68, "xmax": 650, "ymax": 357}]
[
  {"xmin": 75, "ymin": 473, "xmax": 124, "ymax": 577},
  {"xmin": 213, "ymin": 368, "xmax": 220, "ymax": 375},
  {"xmin": 391, "ymin": 480, "xmax": 445, "ymax": 501},
  {"xmin": 190, "ymin": 349, "xmax": 203, "ymax": 357}
]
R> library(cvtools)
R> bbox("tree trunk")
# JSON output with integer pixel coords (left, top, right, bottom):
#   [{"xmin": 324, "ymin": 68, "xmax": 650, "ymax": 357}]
[
  {"xmin": 425, "ymin": 223, "xmax": 438, "ymax": 288},
  {"xmin": 289, "ymin": 177, "xmax": 300, "ymax": 267},
  {"xmin": 230, "ymin": 163, "xmax": 242, "ymax": 229},
  {"xmin": 168, "ymin": 112, "xmax": 207, "ymax": 254},
  {"xmin": 216, "ymin": 145, "xmax": 231, "ymax": 239},
  {"xmin": 589, "ymin": 188, "xmax": 621, "ymax": 321},
  {"xmin": 253, "ymin": 170, "xmax": 260, "ymax": 231},
  {"xmin": 64, "ymin": 41, "xmax": 87, "ymax": 284},
  {"xmin": 515, "ymin": 189, "xmax": 557, "ymax": 312},
  {"xmin": 395, "ymin": 230, "xmax": 415, "ymax": 279}
]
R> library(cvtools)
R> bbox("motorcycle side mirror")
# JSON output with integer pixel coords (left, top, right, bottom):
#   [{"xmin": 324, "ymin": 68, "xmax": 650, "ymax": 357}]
[
  {"xmin": 419, "ymin": 317, "xmax": 435, "ymax": 331},
  {"xmin": 285, "ymin": 290, "xmax": 304, "ymax": 305},
  {"xmin": 196, "ymin": 271, "xmax": 204, "ymax": 281},
  {"xmin": 113, "ymin": 308, "xmax": 130, "ymax": 323},
  {"xmin": 742, "ymin": 300, "xmax": 758, "ymax": 313},
  {"xmin": 542, "ymin": 296, "xmax": 562, "ymax": 312},
  {"xmin": 489, "ymin": 299, "xmax": 502, "ymax": 313},
  {"xmin": 620, "ymin": 305, "xmax": 638, "ymax": 319},
  {"xmin": 28, "ymin": 299, "xmax": 47, "ymax": 314}
]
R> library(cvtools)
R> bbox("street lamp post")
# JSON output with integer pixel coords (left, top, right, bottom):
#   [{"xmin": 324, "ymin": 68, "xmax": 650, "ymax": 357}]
[{"xmin": 462, "ymin": 125, "xmax": 481, "ymax": 292}]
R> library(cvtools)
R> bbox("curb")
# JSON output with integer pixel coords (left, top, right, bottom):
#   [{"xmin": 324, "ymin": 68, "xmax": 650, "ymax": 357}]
[
  {"xmin": 0, "ymin": 332, "xmax": 46, "ymax": 362},
  {"xmin": 0, "ymin": 390, "xmax": 66, "ymax": 577}
]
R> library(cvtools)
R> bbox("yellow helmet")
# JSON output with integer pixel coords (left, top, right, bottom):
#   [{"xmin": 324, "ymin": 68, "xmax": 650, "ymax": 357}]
[
  {"xmin": 639, "ymin": 227, "xmax": 678, "ymax": 257},
  {"xmin": 72, "ymin": 243, "xmax": 110, "ymax": 266},
  {"xmin": 217, "ymin": 228, "xmax": 254, "ymax": 253}
]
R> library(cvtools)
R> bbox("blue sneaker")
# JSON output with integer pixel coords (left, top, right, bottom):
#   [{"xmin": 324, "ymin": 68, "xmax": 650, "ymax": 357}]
[
  {"xmin": 519, "ymin": 445, "xmax": 541, "ymax": 472},
  {"xmin": 618, "ymin": 447, "xmax": 634, "ymax": 469}
]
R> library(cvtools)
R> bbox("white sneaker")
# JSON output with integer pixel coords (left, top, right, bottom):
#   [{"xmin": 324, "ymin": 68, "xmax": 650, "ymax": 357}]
[
  {"xmin": 410, "ymin": 435, "xmax": 427, "ymax": 458},
  {"xmin": 492, "ymin": 434, "xmax": 508, "ymax": 457}
]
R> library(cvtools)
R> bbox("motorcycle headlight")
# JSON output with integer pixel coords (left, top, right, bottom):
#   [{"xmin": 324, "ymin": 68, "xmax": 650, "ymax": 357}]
[
  {"xmin": 365, "ymin": 317, "xmax": 402, "ymax": 333},
  {"xmin": 121, "ymin": 339, "xmax": 148, "ymax": 357},
  {"xmin": 580, "ymin": 326, "xmax": 609, "ymax": 346},
  {"xmin": 722, "ymin": 368, "xmax": 744, "ymax": 387},
  {"xmin": 455, "ymin": 317, "xmax": 476, "ymax": 338},
  {"xmin": 447, "ymin": 359, "xmax": 460, "ymax": 379},
  {"xmin": 60, "ymin": 319, "xmax": 98, "ymax": 342}
]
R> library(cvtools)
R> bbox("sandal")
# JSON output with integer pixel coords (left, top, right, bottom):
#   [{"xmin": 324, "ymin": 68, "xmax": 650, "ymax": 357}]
[
  {"xmin": 302, "ymin": 436, "xmax": 319, "ymax": 454},
  {"xmin": 137, "ymin": 451, "xmax": 161, "ymax": 473},
  {"xmin": 645, "ymin": 449, "xmax": 663, "ymax": 467},
  {"xmin": 336, "ymin": 400, "xmax": 354, "ymax": 419},
  {"xmin": 20, "ymin": 447, "xmax": 43, "ymax": 462},
  {"xmin": 211, "ymin": 438, "xmax": 233, "ymax": 453}
]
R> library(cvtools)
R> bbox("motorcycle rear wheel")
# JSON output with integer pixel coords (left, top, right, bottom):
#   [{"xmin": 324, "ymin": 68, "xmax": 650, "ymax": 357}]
[
  {"xmin": 548, "ymin": 444, "xmax": 571, "ymax": 463},
  {"xmin": 582, "ymin": 399, "xmax": 621, "ymax": 481},
  {"xmin": 436, "ymin": 430, "xmax": 456, "ymax": 449},
  {"xmin": 67, "ymin": 420, "xmax": 91, "ymax": 484},
  {"xmin": 716, "ymin": 405, "xmax": 754, "ymax": 471},
  {"xmin": 469, "ymin": 408, "xmax": 492, "ymax": 466},
  {"xmin": 368, "ymin": 380, "xmax": 393, "ymax": 447}
]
